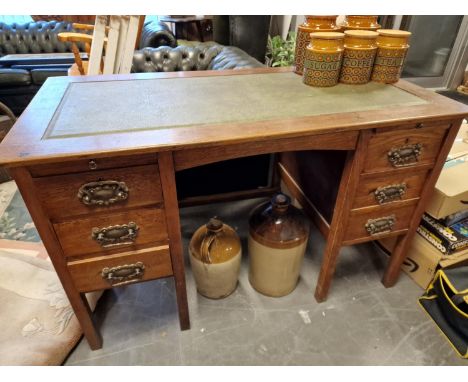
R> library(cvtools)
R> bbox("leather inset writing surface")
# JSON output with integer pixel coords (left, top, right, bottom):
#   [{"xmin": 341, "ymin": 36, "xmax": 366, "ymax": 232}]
[{"xmin": 44, "ymin": 72, "xmax": 427, "ymax": 140}]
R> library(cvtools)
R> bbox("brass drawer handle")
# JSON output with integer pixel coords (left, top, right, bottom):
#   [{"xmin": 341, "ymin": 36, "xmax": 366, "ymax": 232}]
[
  {"xmin": 365, "ymin": 215, "xmax": 396, "ymax": 235},
  {"xmin": 374, "ymin": 183, "xmax": 407, "ymax": 204},
  {"xmin": 78, "ymin": 180, "xmax": 129, "ymax": 206},
  {"xmin": 102, "ymin": 262, "xmax": 145, "ymax": 286},
  {"xmin": 387, "ymin": 143, "xmax": 422, "ymax": 167},
  {"xmin": 92, "ymin": 222, "xmax": 139, "ymax": 248}
]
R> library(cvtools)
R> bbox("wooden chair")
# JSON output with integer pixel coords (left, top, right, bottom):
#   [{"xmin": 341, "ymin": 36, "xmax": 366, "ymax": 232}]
[
  {"xmin": 58, "ymin": 15, "xmax": 145, "ymax": 76},
  {"xmin": 0, "ymin": 102, "xmax": 16, "ymax": 183}
]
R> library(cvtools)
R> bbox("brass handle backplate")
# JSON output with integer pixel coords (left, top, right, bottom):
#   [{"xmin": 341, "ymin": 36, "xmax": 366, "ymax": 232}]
[
  {"xmin": 101, "ymin": 262, "xmax": 145, "ymax": 286},
  {"xmin": 374, "ymin": 183, "xmax": 407, "ymax": 204},
  {"xmin": 365, "ymin": 215, "xmax": 396, "ymax": 235},
  {"xmin": 78, "ymin": 180, "xmax": 129, "ymax": 206},
  {"xmin": 387, "ymin": 143, "xmax": 422, "ymax": 167},
  {"xmin": 92, "ymin": 222, "xmax": 139, "ymax": 248}
]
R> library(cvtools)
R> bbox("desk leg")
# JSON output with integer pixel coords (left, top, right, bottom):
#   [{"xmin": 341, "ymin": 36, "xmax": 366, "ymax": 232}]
[
  {"xmin": 314, "ymin": 130, "xmax": 372, "ymax": 302},
  {"xmin": 158, "ymin": 151, "xmax": 190, "ymax": 331},
  {"xmin": 9, "ymin": 167, "xmax": 103, "ymax": 350}
]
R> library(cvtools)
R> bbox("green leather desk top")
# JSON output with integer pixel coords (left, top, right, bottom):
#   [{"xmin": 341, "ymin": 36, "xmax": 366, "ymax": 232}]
[{"xmin": 44, "ymin": 72, "xmax": 428, "ymax": 139}]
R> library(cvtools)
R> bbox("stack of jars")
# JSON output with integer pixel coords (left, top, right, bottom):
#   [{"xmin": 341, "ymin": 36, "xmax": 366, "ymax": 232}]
[{"xmin": 295, "ymin": 15, "xmax": 412, "ymax": 87}]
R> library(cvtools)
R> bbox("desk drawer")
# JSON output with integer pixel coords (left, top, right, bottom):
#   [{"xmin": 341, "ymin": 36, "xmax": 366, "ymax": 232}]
[
  {"xmin": 362, "ymin": 124, "xmax": 449, "ymax": 173},
  {"xmin": 343, "ymin": 203, "xmax": 417, "ymax": 244},
  {"xmin": 352, "ymin": 168, "xmax": 429, "ymax": 209},
  {"xmin": 67, "ymin": 246, "xmax": 173, "ymax": 292},
  {"xmin": 35, "ymin": 164, "xmax": 162, "ymax": 220},
  {"xmin": 54, "ymin": 207, "xmax": 168, "ymax": 257}
]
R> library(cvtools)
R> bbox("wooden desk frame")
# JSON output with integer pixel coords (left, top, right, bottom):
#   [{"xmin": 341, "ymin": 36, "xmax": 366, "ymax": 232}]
[{"xmin": 1, "ymin": 68, "xmax": 467, "ymax": 349}]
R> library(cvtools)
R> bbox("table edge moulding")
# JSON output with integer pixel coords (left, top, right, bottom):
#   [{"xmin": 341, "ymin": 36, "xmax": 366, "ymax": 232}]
[{"xmin": 1, "ymin": 67, "xmax": 467, "ymax": 349}]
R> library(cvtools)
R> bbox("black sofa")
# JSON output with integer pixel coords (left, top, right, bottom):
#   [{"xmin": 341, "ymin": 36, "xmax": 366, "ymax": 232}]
[{"xmin": 0, "ymin": 19, "xmax": 176, "ymax": 115}]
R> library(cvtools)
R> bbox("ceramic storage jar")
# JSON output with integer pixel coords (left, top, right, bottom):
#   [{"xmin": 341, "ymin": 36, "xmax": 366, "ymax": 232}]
[
  {"xmin": 189, "ymin": 217, "xmax": 241, "ymax": 299},
  {"xmin": 303, "ymin": 31, "xmax": 345, "ymax": 87},
  {"xmin": 339, "ymin": 30, "xmax": 379, "ymax": 84},
  {"xmin": 341, "ymin": 15, "xmax": 381, "ymax": 31},
  {"xmin": 371, "ymin": 29, "xmax": 412, "ymax": 83},
  {"xmin": 294, "ymin": 16, "xmax": 340, "ymax": 75},
  {"xmin": 248, "ymin": 193, "xmax": 310, "ymax": 297}
]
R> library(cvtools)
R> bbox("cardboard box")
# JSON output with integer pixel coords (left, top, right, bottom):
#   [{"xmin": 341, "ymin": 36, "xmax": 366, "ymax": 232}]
[
  {"xmin": 425, "ymin": 123, "xmax": 468, "ymax": 219},
  {"xmin": 378, "ymin": 234, "xmax": 468, "ymax": 289}
]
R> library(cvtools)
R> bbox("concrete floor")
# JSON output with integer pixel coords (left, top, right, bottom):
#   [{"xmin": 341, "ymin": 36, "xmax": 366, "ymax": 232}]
[{"xmin": 64, "ymin": 198, "xmax": 466, "ymax": 365}]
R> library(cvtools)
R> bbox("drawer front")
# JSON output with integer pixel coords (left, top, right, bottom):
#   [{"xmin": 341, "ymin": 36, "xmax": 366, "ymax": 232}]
[
  {"xmin": 68, "ymin": 246, "xmax": 173, "ymax": 292},
  {"xmin": 54, "ymin": 207, "xmax": 168, "ymax": 257},
  {"xmin": 29, "ymin": 153, "xmax": 157, "ymax": 177},
  {"xmin": 363, "ymin": 124, "xmax": 449, "ymax": 173},
  {"xmin": 352, "ymin": 168, "xmax": 429, "ymax": 209},
  {"xmin": 343, "ymin": 203, "xmax": 417, "ymax": 243},
  {"xmin": 35, "ymin": 164, "xmax": 162, "ymax": 220}
]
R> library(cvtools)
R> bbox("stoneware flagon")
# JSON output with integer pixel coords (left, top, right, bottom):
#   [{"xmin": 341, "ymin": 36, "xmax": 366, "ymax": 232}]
[
  {"xmin": 371, "ymin": 29, "xmax": 412, "ymax": 84},
  {"xmin": 189, "ymin": 217, "xmax": 242, "ymax": 299},
  {"xmin": 294, "ymin": 16, "xmax": 340, "ymax": 75},
  {"xmin": 339, "ymin": 30, "xmax": 378, "ymax": 84},
  {"xmin": 248, "ymin": 193, "xmax": 310, "ymax": 297},
  {"xmin": 303, "ymin": 31, "xmax": 345, "ymax": 87}
]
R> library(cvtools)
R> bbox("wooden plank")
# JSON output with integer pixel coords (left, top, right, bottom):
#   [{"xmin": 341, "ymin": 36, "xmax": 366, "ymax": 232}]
[
  {"xmin": 9, "ymin": 167, "xmax": 103, "ymax": 350},
  {"xmin": 158, "ymin": 151, "xmax": 190, "ymax": 331},
  {"xmin": 174, "ymin": 130, "xmax": 358, "ymax": 171},
  {"xmin": 103, "ymin": 16, "xmax": 121, "ymax": 75},
  {"xmin": 119, "ymin": 15, "xmax": 140, "ymax": 74},
  {"xmin": 87, "ymin": 15, "xmax": 107, "ymax": 75},
  {"xmin": 113, "ymin": 16, "xmax": 129, "ymax": 74}
]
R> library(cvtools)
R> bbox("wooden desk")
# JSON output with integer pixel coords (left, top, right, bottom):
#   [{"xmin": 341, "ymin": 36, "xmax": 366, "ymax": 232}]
[{"xmin": 0, "ymin": 67, "xmax": 467, "ymax": 350}]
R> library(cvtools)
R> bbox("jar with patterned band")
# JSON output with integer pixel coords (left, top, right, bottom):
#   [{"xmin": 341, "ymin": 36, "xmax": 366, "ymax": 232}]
[
  {"xmin": 189, "ymin": 217, "xmax": 242, "ymax": 299},
  {"xmin": 341, "ymin": 15, "xmax": 381, "ymax": 31},
  {"xmin": 248, "ymin": 193, "xmax": 310, "ymax": 297},
  {"xmin": 294, "ymin": 15, "xmax": 340, "ymax": 75},
  {"xmin": 303, "ymin": 31, "xmax": 345, "ymax": 87},
  {"xmin": 371, "ymin": 29, "xmax": 412, "ymax": 84},
  {"xmin": 339, "ymin": 30, "xmax": 378, "ymax": 84}
]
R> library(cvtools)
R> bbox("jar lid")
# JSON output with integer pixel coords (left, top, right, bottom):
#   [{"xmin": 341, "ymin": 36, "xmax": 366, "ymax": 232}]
[
  {"xmin": 344, "ymin": 30, "xmax": 379, "ymax": 38},
  {"xmin": 309, "ymin": 31, "xmax": 345, "ymax": 40},
  {"xmin": 305, "ymin": 15, "xmax": 338, "ymax": 19},
  {"xmin": 377, "ymin": 29, "xmax": 412, "ymax": 37}
]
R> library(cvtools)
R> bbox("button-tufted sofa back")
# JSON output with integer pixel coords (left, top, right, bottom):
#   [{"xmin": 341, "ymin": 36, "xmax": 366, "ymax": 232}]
[
  {"xmin": 0, "ymin": 21, "xmax": 78, "ymax": 56},
  {"xmin": 132, "ymin": 42, "xmax": 264, "ymax": 73}
]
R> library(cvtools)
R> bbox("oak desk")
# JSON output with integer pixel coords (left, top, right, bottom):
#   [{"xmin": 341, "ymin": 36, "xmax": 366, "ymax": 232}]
[{"xmin": 0, "ymin": 67, "xmax": 467, "ymax": 350}]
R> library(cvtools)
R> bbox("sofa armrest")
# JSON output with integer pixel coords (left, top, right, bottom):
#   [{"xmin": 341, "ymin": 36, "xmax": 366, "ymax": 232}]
[
  {"xmin": 208, "ymin": 46, "xmax": 264, "ymax": 70},
  {"xmin": 139, "ymin": 20, "xmax": 177, "ymax": 49},
  {"xmin": 0, "ymin": 68, "xmax": 31, "ymax": 86}
]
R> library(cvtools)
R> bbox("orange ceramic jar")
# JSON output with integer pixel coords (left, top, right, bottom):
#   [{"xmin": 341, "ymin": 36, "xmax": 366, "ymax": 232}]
[
  {"xmin": 303, "ymin": 32, "xmax": 345, "ymax": 87},
  {"xmin": 341, "ymin": 15, "xmax": 381, "ymax": 31},
  {"xmin": 371, "ymin": 29, "xmax": 412, "ymax": 84},
  {"xmin": 294, "ymin": 16, "xmax": 340, "ymax": 75},
  {"xmin": 339, "ymin": 30, "xmax": 378, "ymax": 84}
]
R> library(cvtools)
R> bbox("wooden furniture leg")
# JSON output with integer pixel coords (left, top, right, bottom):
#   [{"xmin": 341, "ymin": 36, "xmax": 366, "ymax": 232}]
[
  {"xmin": 195, "ymin": 20, "xmax": 204, "ymax": 42},
  {"xmin": 158, "ymin": 151, "xmax": 190, "ymax": 330},
  {"xmin": 314, "ymin": 130, "xmax": 372, "ymax": 302},
  {"xmin": 382, "ymin": 121, "xmax": 463, "ymax": 287},
  {"xmin": 9, "ymin": 167, "xmax": 103, "ymax": 350}
]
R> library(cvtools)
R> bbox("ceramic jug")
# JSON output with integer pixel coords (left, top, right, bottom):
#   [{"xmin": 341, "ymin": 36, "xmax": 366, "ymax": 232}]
[
  {"xmin": 294, "ymin": 16, "xmax": 340, "ymax": 75},
  {"xmin": 248, "ymin": 193, "xmax": 310, "ymax": 297},
  {"xmin": 189, "ymin": 217, "xmax": 241, "ymax": 299}
]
